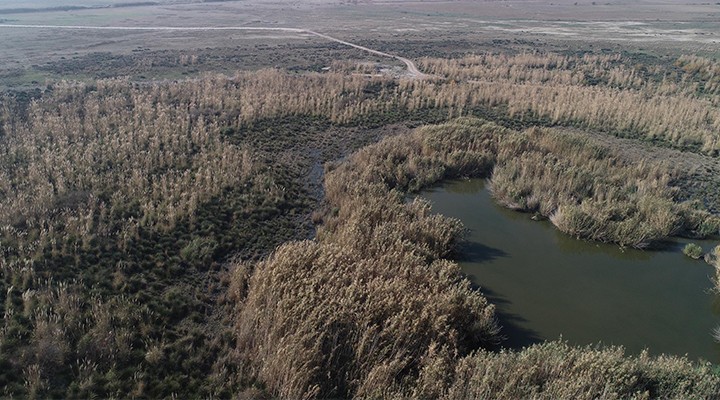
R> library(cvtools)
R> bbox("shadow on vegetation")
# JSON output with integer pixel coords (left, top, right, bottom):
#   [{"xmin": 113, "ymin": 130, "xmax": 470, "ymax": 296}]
[{"xmin": 468, "ymin": 284, "xmax": 543, "ymax": 351}]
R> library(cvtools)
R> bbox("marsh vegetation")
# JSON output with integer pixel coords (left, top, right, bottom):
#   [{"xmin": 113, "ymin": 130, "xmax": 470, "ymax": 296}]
[
  {"xmin": 684, "ymin": 243, "xmax": 704, "ymax": 259},
  {"xmin": 229, "ymin": 117, "xmax": 720, "ymax": 398},
  {"xmin": 0, "ymin": 23, "xmax": 719, "ymax": 397}
]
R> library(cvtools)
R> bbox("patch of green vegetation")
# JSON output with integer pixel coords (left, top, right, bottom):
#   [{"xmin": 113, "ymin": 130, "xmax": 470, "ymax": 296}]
[{"xmin": 683, "ymin": 243, "xmax": 704, "ymax": 259}]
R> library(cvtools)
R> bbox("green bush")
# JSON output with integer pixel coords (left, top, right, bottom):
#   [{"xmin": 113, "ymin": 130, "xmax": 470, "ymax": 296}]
[
  {"xmin": 683, "ymin": 243, "xmax": 704, "ymax": 259},
  {"xmin": 180, "ymin": 237, "xmax": 219, "ymax": 266}
]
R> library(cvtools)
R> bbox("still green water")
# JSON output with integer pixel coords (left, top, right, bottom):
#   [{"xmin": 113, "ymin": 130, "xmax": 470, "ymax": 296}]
[{"xmin": 419, "ymin": 179, "xmax": 720, "ymax": 363}]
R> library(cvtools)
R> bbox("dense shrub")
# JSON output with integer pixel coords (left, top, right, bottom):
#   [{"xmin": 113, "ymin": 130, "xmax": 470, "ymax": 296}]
[
  {"xmin": 683, "ymin": 243, "xmax": 704, "ymax": 259},
  {"xmin": 439, "ymin": 342, "xmax": 720, "ymax": 399},
  {"xmin": 326, "ymin": 117, "xmax": 715, "ymax": 248},
  {"xmin": 234, "ymin": 191, "xmax": 498, "ymax": 398},
  {"xmin": 490, "ymin": 128, "xmax": 686, "ymax": 248}
]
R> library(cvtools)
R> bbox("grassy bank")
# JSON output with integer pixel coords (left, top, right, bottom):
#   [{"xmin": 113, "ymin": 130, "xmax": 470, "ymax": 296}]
[{"xmin": 325, "ymin": 117, "xmax": 718, "ymax": 248}]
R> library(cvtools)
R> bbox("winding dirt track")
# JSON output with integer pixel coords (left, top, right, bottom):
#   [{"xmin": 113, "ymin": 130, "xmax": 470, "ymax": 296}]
[{"xmin": 0, "ymin": 24, "xmax": 428, "ymax": 78}]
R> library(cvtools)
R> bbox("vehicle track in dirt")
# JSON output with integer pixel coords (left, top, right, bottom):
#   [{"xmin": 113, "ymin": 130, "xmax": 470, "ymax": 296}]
[{"xmin": 0, "ymin": 24, "xmax": 430, "ymax": 79}]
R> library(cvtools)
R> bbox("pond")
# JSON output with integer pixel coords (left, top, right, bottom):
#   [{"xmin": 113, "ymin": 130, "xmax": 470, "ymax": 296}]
[{"xmin": 419, "ymin": 179, "xmax": 720, "ymax": 363}]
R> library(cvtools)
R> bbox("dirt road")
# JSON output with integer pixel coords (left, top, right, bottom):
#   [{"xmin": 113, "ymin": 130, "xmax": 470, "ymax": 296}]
[
  {"xmin": 0, "ymin": 24, "xmax": 428, "ymax": 79},
  {"xmin": 304, "ymin": 29, "xmax": 426, "ymax": 78}
]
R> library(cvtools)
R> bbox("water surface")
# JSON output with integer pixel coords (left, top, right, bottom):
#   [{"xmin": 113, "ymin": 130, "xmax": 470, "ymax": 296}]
[{"xmin": 420, "ymin": 179, "xmax": 720, "ymax": 363}]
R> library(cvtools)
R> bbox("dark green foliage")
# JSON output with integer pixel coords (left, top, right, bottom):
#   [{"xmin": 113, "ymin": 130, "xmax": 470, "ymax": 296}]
[{"xmin": 683, "ymin": 243, "xmax": 704, "ymax": 259}]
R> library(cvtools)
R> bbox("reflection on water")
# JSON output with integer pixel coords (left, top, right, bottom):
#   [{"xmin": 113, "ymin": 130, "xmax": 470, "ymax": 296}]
[
  {"xmin": 445, "ymin": 177, "xmax": 487, "ymax": 194},
  {"xmin": 419, "ymin": 179, "xmax": 720, "ymax": 363}
]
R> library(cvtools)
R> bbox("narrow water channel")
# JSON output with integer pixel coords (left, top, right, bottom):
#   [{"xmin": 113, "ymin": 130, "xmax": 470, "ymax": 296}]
[{"xmin": 419, "ymin": 179, "xmax": 720, "ymax": 363}]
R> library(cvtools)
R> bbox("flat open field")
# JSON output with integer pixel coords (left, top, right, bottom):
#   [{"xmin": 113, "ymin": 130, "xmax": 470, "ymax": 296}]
[{"xmin": 1, "ymin": 0, "xmax": 719, "ymax": 89}]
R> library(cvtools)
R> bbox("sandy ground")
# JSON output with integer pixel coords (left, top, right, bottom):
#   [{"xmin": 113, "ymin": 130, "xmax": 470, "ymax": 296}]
[
  {"xmin": 1, "ymin": 0, "xmax": 719, "ymax": 71},
  {"xmin": 0, "ymin": 23, "xmax": 428, "ymax": 78}
]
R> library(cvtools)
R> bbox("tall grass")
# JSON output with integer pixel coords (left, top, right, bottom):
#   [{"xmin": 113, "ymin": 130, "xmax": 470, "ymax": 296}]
[
  {"xmin": 0, "ymin": 70, "xmax": 421, "ymax": 397},
  {"xmin": 232, "ymin": 117, "xmax": 720, "ymax": 398},
  {"xmin": 2, "ymin": 57, "xmax": 719, "ymax": 396},
  {"xmin": 706, "ymin": 245, "xmax": 720, "ymax": 293},
  {"xmin": 325, "ymin": 117, "xmax": 717, "ymax": 248},
  {"xmin": 489, "ymin": 128, "xmax": 692, "ymax": 248},
  {"xmin": 235, "ymin": 197, "xmax": 499, "ymax": 398},
  {"xmin": 438, "ymin": 342, "xmax": 720, "ymax": 399},
  {"xmin": 415, "ymin": 53, "xmax": 720, "ymax": 154}
]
